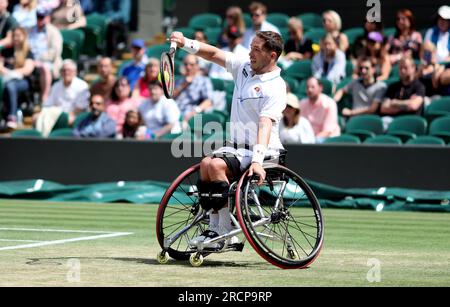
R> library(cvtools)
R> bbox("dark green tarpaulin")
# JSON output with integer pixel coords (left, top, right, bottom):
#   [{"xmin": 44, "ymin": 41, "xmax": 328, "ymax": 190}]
[{"xmin": 0, "ymin": 180, "xmax": 449, "ymax": 213}]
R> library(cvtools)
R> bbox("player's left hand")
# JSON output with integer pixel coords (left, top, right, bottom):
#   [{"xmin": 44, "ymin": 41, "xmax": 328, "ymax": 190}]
[{"xmin": 248, "ymin": 163, "xmax": 266, "ymax": 186}]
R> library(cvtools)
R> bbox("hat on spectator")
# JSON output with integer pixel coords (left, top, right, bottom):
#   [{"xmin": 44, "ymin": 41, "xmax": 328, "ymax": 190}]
[
  {"xmin": 286, "ymin": 93, "xmax": 300, "ymax": 110},
  {"xmin": 131, "ymin": 39, "xmax": 146, "ymax": 49},
  {"xmin": 367, "ymin": 31, "xmax": 384, "ymax": 43},
  {"xmin": 36, "ymin": 7, "xmax": 52, "ymax": 18},
  {"xmin": 438, "ymin": 5, "xmax": 450, "ymax": 20}
]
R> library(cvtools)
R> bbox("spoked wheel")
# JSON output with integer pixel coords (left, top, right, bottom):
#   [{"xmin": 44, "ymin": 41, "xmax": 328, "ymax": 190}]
[
  {"xmin": 156, "ymin": 164, "xmax": 208, "ymax": 260},
  {"xmin": 236, "ymin": 164, "xmax": 324, "ymax": 269}
]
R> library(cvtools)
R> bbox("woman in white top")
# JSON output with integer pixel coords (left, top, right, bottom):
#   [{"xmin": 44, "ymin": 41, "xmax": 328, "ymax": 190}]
[{"xmin": 280, "ymin": 93, "xmax": 316, "ymax": 144}]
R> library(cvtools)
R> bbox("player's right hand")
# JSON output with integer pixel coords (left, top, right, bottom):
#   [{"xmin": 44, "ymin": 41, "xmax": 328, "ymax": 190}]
[{"xmin": 169, "ymin": 32, "xmax": 185, "ymax": 48}]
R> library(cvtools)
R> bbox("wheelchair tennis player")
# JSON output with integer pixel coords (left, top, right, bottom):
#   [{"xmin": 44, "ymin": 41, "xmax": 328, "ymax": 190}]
[{"xmin": 169, "ymin": 30, "xmax": 287, "ymax": 251}]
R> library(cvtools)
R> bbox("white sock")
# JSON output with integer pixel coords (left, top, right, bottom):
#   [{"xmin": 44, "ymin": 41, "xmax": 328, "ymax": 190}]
[
  {"xmin": 218, "ymin": 207, "xmax": 232, "ymax": 233},
  {"xmin": 209, "ymin": 213, "xmax": 219, "ymax": 231}
]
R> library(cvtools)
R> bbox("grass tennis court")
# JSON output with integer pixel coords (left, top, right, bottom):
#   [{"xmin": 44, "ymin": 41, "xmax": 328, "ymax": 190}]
[{"xmin": 0, "ymin": 199, "xmax": 449, "ymax": 287}]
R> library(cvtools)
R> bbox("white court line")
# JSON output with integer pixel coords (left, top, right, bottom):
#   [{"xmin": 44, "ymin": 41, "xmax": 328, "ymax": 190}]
[{"xmin": 0, "ymin": 228, "xmax": 134, "ymax": 252}]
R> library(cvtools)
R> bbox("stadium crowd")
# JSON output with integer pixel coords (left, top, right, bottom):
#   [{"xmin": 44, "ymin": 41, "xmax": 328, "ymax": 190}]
[{"xmin": 1, "ymin": 1, "xmax": 450, "ymax": 145}]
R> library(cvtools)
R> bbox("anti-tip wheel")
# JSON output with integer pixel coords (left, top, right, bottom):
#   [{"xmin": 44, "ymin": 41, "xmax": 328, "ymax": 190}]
[
  {"xmin": 189, "ymin": 253, "xmax": 204, "ymax": 267},
  {"xmin": 157, "ymin": 251, "xmax": 169, "ymax": 264}
]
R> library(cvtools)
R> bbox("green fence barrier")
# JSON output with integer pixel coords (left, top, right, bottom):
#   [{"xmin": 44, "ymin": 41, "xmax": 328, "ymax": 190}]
[{"xmin": 0, "ymin": 180, "xmax": 449, "ymax": 212}]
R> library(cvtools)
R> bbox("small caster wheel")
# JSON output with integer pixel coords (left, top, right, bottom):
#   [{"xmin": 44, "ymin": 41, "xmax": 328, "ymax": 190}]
[
  {"xmin": 189, "ymin": 253, "xmax": 204, "ymax": 267},
  {"xmin": 287, "ymin": 248, "xmax": 299, "ymax": 260},
  {"xmin": 157, "ymin": 251, "xmax": 169, "ymax": 264}
]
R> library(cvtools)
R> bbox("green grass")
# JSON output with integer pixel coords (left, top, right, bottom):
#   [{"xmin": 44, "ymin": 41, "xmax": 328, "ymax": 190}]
[{"xmin": 0, "ymin": 199, "xmax": 449, "ymax": 287}]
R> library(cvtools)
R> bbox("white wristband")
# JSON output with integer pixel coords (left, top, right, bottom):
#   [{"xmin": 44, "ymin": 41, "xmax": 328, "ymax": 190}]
[
  {"xmin": 252, "ymin": 144, "xmax": 268, "ymax": 165},
  {"xmin": 182, "ymin": 38, "xmax": 200, "ymax": 54}
]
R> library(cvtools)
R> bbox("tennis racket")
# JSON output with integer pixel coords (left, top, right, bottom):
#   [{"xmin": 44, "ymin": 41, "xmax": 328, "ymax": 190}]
[{"xmin": 160, "ymin": 42, "xmax": 177, "ymax": 99}]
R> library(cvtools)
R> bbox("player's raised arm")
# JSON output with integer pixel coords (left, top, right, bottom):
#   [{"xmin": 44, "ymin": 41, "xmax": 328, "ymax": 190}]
[{"xmin": 169, "ymin": 31, "xmax": 227, "ymax": 68}]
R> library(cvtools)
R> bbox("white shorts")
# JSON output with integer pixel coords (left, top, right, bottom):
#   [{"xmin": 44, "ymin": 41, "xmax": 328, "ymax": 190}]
[{"xmin": 211, "ymin": 147, "xmax": 281, "ymax": 172}]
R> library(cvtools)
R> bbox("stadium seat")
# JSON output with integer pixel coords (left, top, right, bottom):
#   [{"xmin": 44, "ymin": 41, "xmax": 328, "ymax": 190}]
[
  {"xmin": 279, "ymin": 27, "xmax": 290, "ymax": 43},
  {"xmin": 146, "ymin": 44, "xmax": 170, "ymax": 59},
  {"xmin": 323, "ymin": 135, "xmax": 361, "ymax": 144},
  {"xmin": 11, "ymin": 129, "xmax": 42, "ymax": 138},
  {"xmin": 210, "ymin": 110, "xmax": 229, "ymax": 129},
  {"xmin": 387, "ymin": 115, "xmax": 428, "ymax": 142},
  {"xmin": 225, "ymin": 93, "xmax": 233, "ymax": 114},
  {"xmin": 61, "ymin": 29, "xmax": 85, "ymax": 61},
  {"xmin": 204, "ymin": 27, "xmax": 222, "ymax": 46},
  {"xmin": 345, "ymin": 61, "xmax": 354, "ymax": 77},
  {"xmin": 283, "ymin": 76, "xmax": 300, "ymax": 94},
  {"xmin": 174, "ymin": 27, "xmax": 195, "ymax": 39},
  {"xmin": 188, "ymin": 13, "xmax": 222, "ymax": 31},
  {"xmin": 83, "ymin": 13, "xmax": 109, "ymax": 56},
  {"xmin": 210, "ymin": 78, "xmax": 225, "ymax": 91},
  {"xmin": 429, "ymin": 116, "xmax": 450, "ymax": 142},
  {"xmin": 406, "ymin": 136, "xmax": 446, "ymax": 146},
  {"xmin": 52, "ymin": 112, "xmax": 70, "ymax": 132},
  {"xmin": 188, "ymin": 113, "xmax": 226, "ymax": 140},
  {"xmin": 72, "ymin": 112, "xmax": 90, "ymax": 128},
  {"xmin": 344, "ymin": 27, "xmax": 364, "ymax": 45},
  {"xmin": 267, "ymin": 13, "xmax": 290, "ymax": 28},
  {"xmin": 49, "ymin": 128, "xmax": 75, "ymax": 138},
  {"xmin": 285, "ymin": 60, "xmax": 312, "ymax": 81},
  {"xmin": 364, "ymin": 135, "xmax": 402, "ymax": 145},
  {"xmin": 425, "ymin": 97, "xmax": 450, "ymax": 121},
  {"xmin": 384, "ymin": 27, "xmax": 396, "ymax": 38},
  {"xmin": 295, "ymin": 78, "xmax": 333, "ymax": 98},
  {"xmin": 345, "ymin": 115, "xmax": 384, "ymax": 140},
  {"xmin": 298, "ymin": 13, "xmax": 323, "ymax": 29},
  {"xmin": 304, "ymin": 28, "xmax": 326, "ymax": 44},
  {"xmin": 160, "ymin": 131, "xmax": 193, "ymax": 141},
  {"xmin": 224, "ymin": 80, "xmax": 235, "ymax": 95},
  {"xmin": 243, "ymin": 13, "xmax": 252, "ymax": 28}
]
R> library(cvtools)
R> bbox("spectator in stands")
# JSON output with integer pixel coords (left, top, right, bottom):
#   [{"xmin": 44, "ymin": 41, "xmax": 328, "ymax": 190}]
[
  {"xmin": 424, "ymin": 5, "xmax": 450, "ymax": 63},
  {"xmin": 37, "ymin": 0, "xmax": 60, "ymax": 11},
  {"xmin": 359, "ymin": 31, "xmax": 391, "ymax": 81},
  {"xmin": 92, "ymin": 0, "xmax": 131, "ymax": 58},
  {"xmin": 12, "ymin": 0, "xmax": 37, "ymax": 29},
  {"xmin": 335, "ymin": 57, "xmax": 387, "ymax": 117},
  {"xmin": 387, "ymin": 9, "xmax": 423, "ymax": 65},
  {"xmin": 120, "ymin": 109, "xmax": 146, "ymax": 139},
  {"xmin": 52, "ymin": 0, "xmax": 87, "ymax": 30},
  {"xmin": 300, "ymin": 77, "xmax": 341, "ymax": 142},
  {"xmin": 0, "ymin": 27, "xmax": 35, "ymax": 129},
  {"xmin": 73, "ymin": 94, "xmax": 116, "ymax": 139},
  {"xmin": 322, "ymin": 10, "xmax": 349, "ymax": 53},
  {"xmin": 0, "ymin": 0, "xmax": 18, "ymax": 49},
  {"xmin": 28, "ymin": 7, "xmax": 63, "ymax": 102},
  {"xmin": 173, "ymin": 54, "xmax": 213, "ymax": 124},
  {"xmin": 283, "ymin": 17, "xmax": 313, "ymax": 61},
  {"xmin": 280, "ymin": 92, "xmax": 316, "ymax": 144},
  {"xmin": 42, "ymin": 59, "xmax": 90, "ymax": 119},
  {"xmin": 194, "ymin": 30, "xmax": 211, "ymax": 75},
  {"xmin": 417, "ymin": 41, "xmax": 446, "ymax": 97},
  {"xmin": 312, "ymin": 33, "xmax": 346, "ymax": 85},
  {"xmin": 138, "ymin": 81, "xmax": 181, "ymax": 140},
  {"xmin": 132, "ymin": 58, "xmax": 159, "ymax": 100},
  {"xmin": 351, "ymin": 20, "xmax": 384, "ymax": 60},
  {"xmin": 380, "ymin": 57, "xmax": 426, "ymax": 116},
  {"xmin": 242, "ymin": 1, "xmax": 280, "ymax": 50},
  {"xmin": 90, "ymin": 57, "xmax": 116, "ymax": 101},
  {"xmin": 106, "ymin": 76, "xmax": 141, "ymax": 134},
  {"xmin": 218, "ymin": 6, "xmax": 246, "ymax": 48},
  {"xmin": 209, "ymin": 26, "xmax": 248, "ymax": 81},
  {"xmin": 120, "ymin": 39, "xmax": 148, "ymax": 91}
]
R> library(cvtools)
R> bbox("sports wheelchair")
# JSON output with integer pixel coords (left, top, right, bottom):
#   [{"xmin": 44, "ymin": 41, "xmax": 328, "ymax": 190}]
[{"xmin": 156, "ymin": 155, "xmax": 324, "ymax": 269}]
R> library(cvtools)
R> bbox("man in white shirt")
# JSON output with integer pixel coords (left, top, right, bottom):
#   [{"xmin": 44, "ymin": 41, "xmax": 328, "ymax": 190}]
[
  {"xmin": 139, "ymin": 81, "xmax": 181, "ymax": 139},
  {"xmin": 42, "ymin": 60, "xmax": 90, "ymax": 124},
  {"xmin": 209, "ymin": 26, "xmax": 249, "ymax": 81},
  {"xmin": 242, "ymin": 2, "xmax": 280, "ymax": 50},
  {"xmin": 169, "ymin": 29, "xmax": 286, "ymax": 249}
]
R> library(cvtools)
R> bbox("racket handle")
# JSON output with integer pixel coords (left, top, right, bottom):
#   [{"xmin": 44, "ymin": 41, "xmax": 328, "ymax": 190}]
[{"xmin": 169, "ymin": 42, "xmax": 178, "ymax": 53}]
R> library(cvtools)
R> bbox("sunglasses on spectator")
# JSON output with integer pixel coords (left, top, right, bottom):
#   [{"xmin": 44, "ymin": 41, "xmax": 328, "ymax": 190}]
[
  {"xmin": 360, "ymin": 66, "xmax": 371, "ymax": 71},
  {"xmin": 184, "ymin": 62, "xmax": 197, "ymax": 66},
  {"xmin": 251, "ymin": 13, "xmax": 262, "ymax": 17},
  {"xmin": 91, "ymin": 100, "xmax": 104, "ymax": 105}
]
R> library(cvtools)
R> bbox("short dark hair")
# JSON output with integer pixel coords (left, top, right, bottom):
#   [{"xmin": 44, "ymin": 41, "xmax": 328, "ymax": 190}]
[
  {"xmin": 255, "ymin": 31, "xmax": 284, "ymax": 59},
  {"xmin": 249, "ymin": 2, "xmax": 267, "ymax": 15}
]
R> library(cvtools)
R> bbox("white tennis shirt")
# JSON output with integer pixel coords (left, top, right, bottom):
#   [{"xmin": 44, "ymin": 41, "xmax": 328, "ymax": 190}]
[{"xmin": 225, "ymin": 52, "xmax": 287, "ymax": 151}]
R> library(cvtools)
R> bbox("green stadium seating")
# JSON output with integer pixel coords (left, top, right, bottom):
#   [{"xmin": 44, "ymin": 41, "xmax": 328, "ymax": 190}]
[
  {"xmin": 364, "ymin": 135, "xmax": 402, "ymax": 145},
  {"xmin": 146, "ymin": 44, "xmax": 169, "ymax": 59},
  {"xmin": 82, "ymin": 14, "xmax": 109, "ymax": 57},
  {"xmin": 406, "ymin": 136, "xmax": 446, "ymax": 146},
  {"xmin": 298, "ymin": 13, "xmax": 323, "ymax": 29},
  {"xmin": 267, "ymin": 13, "xmax": 290, "ymax": 28},
  {"xmin": 283, "ymin": 76, "xmax": 300, "ymax": 93},
  {"xmin": 304, "ymin": 28, "xmax": 326, "ymax": 44},
  {"xmin": 323, "ymin": 134, "xmax": 361, "ymax": 144},
  {"xmin": 11, "ymin": 129, "xmax": 42, "ymax": 138},
  {"xmin": 425, "ymin": 97, "xmax": 450, "ymax": 121},
  {"xmin": 225, "ymin": 93, "xmax": 233, "ymax": 114},
  {"xmin": 243, "ymin": 13, "xmax": 252, "ymax": 29},
  {"xmin": 210, "ymin": 78, "xmax": 226, "ymax": 91},
  {"xmin": 224, "ymin": 80, "xmax": 235, "ymax": 95},
  {"xmin": 86, "ymin": 13, "xmax": 109, "ymax": 38},
  {"xmin": 346, "ymin": 61, "xmax": 354, "ymax": 77},
  {"xmin": 72, "ymin": 112, "xmax": 90, "ymax": 128},
  {"xmin": 279, "ymin": 27, "xmax": 290, "ymax": 43},
  {"xmin": 384, "ymin": 27, "xmax": 396, "ymax": 38},
  {"xmin": 174, "ymin": 27, "xmax": 195, "ymax": 39},
  {"xmin": 344, "ymin": 27, "xmax": 364, "ymax": 45},
  {"xmin": 188, "ymin": 113, "xmax": 225, "ymax": 140},
  {"xmin": 295, "ymin": 78, "xmax": 333, "ymax": 98},
  {"xmin": 188, "ymin": 13, "xmax": 222, "ymax": 31},
  {"xmin": 204, "ymin": 27, "xmax": 222, "ymax": 46},
  {"xmin": 285, "ymin": 60, "xmax": 312, "ymax": 81},
  {"xmin": 49, "ymin": 128, "xmax": 75, "ymax": 138},
  {"xmin": 52, "ymin": 112, "xmax": 70, "ymax": 131},
  {"xmin": 429, "ymin": 116, "xmax": 450, "ymax": 142},
  {"xmin": 345, "ymin": 115, "xmax": 384, "ymax": 140},
  {"xmin": 387, "ymin": 115, "xmax": 428, "ymax": 142},
  {"xmin": 61, "ymin": 29, "xmax": 85, "ymax": 61},
  {"xmin": 160, "ymin": 131, "xmax": 193, "ymax": 141}
]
